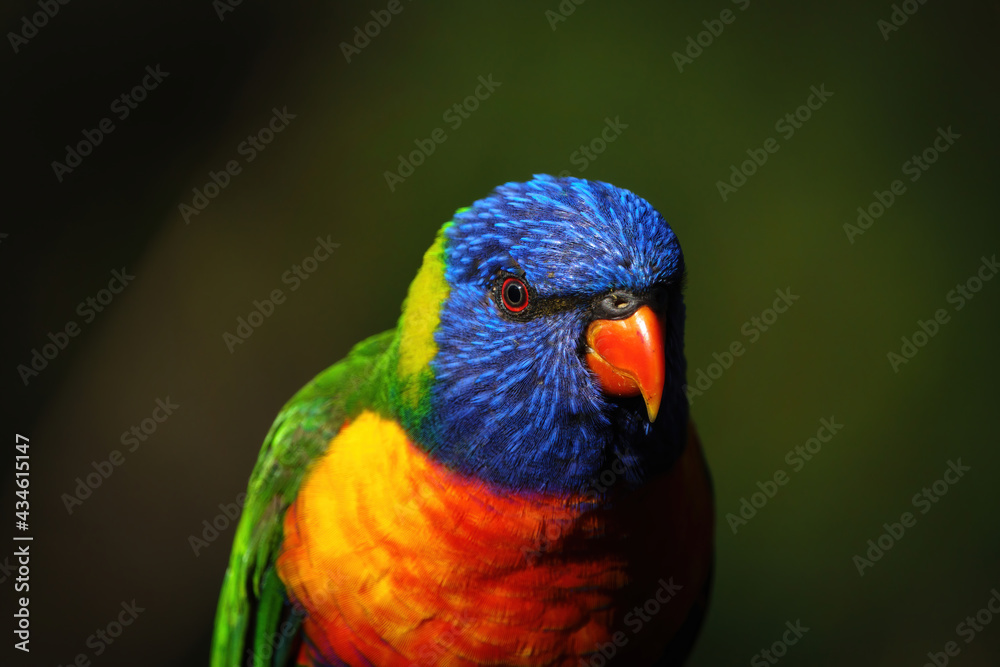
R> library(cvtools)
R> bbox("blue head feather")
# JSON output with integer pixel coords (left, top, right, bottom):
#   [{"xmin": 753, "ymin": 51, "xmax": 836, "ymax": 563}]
[{"xmin": 417, "ymin": 174, "xmax": 688, "ymax": 497}]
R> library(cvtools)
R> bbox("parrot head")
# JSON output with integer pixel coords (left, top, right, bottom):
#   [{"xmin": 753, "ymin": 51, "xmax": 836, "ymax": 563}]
[{"xmin": 392, "ymin": 174, "xmax": 688, "ymax": 497}]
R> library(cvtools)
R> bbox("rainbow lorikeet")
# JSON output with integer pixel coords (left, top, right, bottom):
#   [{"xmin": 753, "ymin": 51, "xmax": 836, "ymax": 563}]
[{"xmin": 211, "ymin": 174, "xmax": 714, "ymax": 666}]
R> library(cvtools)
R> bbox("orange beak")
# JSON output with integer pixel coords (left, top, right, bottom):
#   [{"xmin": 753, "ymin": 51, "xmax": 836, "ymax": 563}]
[{"xmin": 585, "ymin": 305, "xmax": 666, "ymax": 422}]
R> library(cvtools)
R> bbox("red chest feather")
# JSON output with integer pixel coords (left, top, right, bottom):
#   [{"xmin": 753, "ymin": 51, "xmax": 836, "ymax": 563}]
[{"xmin": 276, "ymin": 412, "xmax": 713, "ymax": 666}]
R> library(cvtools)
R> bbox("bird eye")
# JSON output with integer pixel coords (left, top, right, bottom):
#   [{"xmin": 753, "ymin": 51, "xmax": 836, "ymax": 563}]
[{"xmin": 500, "ymin": 277, "xmax": 529, "ymax": 313}]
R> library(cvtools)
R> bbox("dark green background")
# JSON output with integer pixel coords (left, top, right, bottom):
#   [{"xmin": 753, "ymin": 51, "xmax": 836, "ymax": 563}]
[{"xmin": 5, "ymin": 1, "xmax": 999, "ymax": 665}]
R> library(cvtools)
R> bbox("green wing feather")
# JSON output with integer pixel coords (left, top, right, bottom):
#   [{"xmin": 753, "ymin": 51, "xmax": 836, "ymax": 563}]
[
  {"xmin": 211, "ymin": 223, "xmax": 449, "ymax": 666},
  {"xmin": 210, "ymin": 330, "xmax": 395, "ymax": 667}
]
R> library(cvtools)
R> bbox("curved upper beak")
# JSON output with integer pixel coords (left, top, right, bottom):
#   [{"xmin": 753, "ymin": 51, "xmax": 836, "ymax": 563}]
[{"xmin": 584, "ymin": 305, "xmax": 666, "ymax": 422}]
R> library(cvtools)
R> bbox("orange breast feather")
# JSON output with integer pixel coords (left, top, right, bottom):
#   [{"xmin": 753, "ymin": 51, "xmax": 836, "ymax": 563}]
[{"xmin": 276, "ymin": 411, "xmax": 713, "ymax": 666}]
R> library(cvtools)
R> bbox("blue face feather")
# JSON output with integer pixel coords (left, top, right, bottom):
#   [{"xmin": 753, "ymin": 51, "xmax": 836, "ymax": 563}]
[{"xmin": 417, "ymin": 174, "xmax": 688, "ymax": 497}]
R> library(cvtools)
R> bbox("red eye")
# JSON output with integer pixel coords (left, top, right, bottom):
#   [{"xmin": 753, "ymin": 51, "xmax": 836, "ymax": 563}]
[{"xmin": 501, "ymin": 277, "xmax": 529, "ymax": 313}]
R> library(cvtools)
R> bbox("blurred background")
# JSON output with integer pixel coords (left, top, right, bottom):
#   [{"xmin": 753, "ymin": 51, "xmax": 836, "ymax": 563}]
[{"xmin": 3, "ymin": 0, "xmax": 999, "ymax": 665}]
